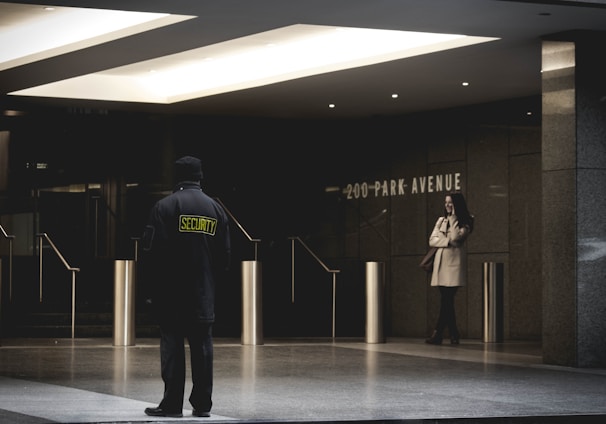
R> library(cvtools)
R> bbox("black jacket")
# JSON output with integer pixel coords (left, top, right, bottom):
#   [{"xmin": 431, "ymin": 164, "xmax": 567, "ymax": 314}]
[{"xmin": 141, "ymin": 181, "xmax": 231, "ymax": 325}]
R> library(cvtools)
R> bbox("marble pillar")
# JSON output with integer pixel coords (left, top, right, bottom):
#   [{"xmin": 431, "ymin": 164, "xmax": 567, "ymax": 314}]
[{"xmin": 542, "ymin": 32, "xmax": 606, "ymax": 367}]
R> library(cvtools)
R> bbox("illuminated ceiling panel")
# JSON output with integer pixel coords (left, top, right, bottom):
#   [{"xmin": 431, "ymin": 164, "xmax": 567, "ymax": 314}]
[
  {"xmin": 10, "ymin": 24, "xmax": 499, "ymax": 104},
  {"xmin": 0, "ymin": 2, "xmax": 195, "ymax": 71}
]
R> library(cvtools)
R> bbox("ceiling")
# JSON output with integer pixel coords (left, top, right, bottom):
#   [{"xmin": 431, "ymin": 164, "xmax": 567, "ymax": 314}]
[{"xmin": 1, "ymin": 0, "xmax": 606, "ymax": 120}]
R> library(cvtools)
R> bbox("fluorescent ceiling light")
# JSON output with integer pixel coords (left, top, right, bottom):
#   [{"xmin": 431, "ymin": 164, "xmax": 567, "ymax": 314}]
[
  {"xmin": 10, "ymin": 24, "xmax": 498, "ymax": 104},
  {"xmin": 0, "ymin": 2, "xmax": 195, "ymax": 71}
]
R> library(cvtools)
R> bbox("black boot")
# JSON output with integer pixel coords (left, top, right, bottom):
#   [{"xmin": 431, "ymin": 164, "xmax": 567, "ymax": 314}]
[{"xmin": 425, "ymin": 330, "xmax": 442, "ymax": 345}]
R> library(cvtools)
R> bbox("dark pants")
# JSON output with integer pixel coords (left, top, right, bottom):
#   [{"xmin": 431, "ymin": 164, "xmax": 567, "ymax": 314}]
[
  {"xmin": 435, "ymin": 286, "xmax": 459, "ymax": 339},
  {"xmin": 158, "ymin": 322, "xmax": 213, "ymax": 413}
]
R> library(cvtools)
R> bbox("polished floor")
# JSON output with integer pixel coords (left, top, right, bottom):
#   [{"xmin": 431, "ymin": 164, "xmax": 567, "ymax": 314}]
[{"xmin": 0, "ymin": 336, "xmax": 605, "ymax": 424}]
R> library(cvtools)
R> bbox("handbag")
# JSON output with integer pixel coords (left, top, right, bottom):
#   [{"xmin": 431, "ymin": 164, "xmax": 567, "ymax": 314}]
[{"xmin": 419, "ymin": 247, "xmax": 438, "ymax": 272}]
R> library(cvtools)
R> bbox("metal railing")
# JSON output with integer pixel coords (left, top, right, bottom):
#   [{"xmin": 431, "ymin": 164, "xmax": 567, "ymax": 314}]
[
  {"xmin": 37, "ymin": 233, "xmax": 80, "ymax": 339},
  {"xmin": 1, "ymin": 224, "xmax": 15, "ymax": 302},
  {"xmin": 215, "ymin": 198, "xmax": 261, "ymax": 260},
  {"xmin": 289, "ymin": 236, "xmax": 340, "ymax": 339}
]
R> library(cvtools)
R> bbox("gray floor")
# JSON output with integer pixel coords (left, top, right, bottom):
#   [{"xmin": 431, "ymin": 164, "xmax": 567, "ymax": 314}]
[{"xmin": 1, "ymin": 337, "xmax": 605, "ymax": 424}]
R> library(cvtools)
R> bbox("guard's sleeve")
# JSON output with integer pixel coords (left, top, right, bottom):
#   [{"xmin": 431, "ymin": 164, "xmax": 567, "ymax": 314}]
[{"xmin": 142, "ymin": 224, "xmax": 155, "ymax": 251}]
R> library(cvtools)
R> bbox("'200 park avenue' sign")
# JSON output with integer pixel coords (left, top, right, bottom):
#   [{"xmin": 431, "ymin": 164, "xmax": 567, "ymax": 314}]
[{"xmin": 343, "ymin": 172, "xmax": 461, "ymax": 200}]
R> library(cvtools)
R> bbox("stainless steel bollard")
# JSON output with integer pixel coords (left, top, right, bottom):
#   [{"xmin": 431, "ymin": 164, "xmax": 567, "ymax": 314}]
[
  {"xmin": 365, "ymin": 261, "xmax": 385, "ymax": 343},
  {"xmin": 483, "ymin": 262, "xmax": 504, "ymax": 343},
  {"xmin": 113, "ymin": 260, "xmax": 135, "ymax": 346},
  {"xmin": 242, "ymin": 260, "xmax": 263, "ymax": 345}
]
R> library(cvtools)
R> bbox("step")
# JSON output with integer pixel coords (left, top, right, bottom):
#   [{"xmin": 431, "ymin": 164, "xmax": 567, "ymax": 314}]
[{"xmin": 1, "ymin": 311, "xmax": 159, "ymax": 338}]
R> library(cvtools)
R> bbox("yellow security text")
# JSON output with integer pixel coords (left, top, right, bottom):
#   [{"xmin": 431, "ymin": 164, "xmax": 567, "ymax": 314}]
[{"xmin": 179, "ymin": 215, "xmax": 217, "ymax": 235}]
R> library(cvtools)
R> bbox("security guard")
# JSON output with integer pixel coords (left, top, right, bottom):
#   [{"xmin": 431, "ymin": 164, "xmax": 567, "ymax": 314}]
[{"xmin": 141, "ymin": 156, "xmax": 231, "ymax": 418}]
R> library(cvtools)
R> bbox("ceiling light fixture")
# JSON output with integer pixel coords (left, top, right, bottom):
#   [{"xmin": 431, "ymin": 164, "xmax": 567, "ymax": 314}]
[
  {"xmin": 10, "ymin": 24, "xmax": 498, "ymax": 104},
  {"xmin": 3, "ymin": 109, "xmax": 25, "ymax": 116},
  {"xmin": 0, "ymin": 3, "xmax": 195, "ymax": 71}
]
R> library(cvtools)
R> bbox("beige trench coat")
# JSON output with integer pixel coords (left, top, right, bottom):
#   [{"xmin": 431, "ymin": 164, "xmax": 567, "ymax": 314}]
[{"xmin": 428, "ymin": 216, "xmax": 470, "ymax": 287}]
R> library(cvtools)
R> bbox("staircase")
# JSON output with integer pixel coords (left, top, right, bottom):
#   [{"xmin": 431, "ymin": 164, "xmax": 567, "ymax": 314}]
[
  {"xmin": 0, "ymin": 256, "xmax": 159, "ymax": 339},
  {"xmin": 2, "ymin": 309, "xmax": 159, "ymax": 339}
]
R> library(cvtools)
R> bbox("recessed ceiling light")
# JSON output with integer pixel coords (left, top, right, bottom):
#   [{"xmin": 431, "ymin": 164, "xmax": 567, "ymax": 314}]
[
  {"xmin": 462, "ymin": 82, "xmax": 470, "ymax": 86},
  {"xmin": 3, "ymin": 109, "xmax": 25, "ymax": 117},
  {"xmin": 391, "ymin": 93, "xmax": 399, "ymax": 99},
  {"xmin": 0, "ymin": 3, "xmax": 195, "ymax": 71},
  {"xmin": 10, "ymin": 24, "xmax": 498, "ymax": 104}
]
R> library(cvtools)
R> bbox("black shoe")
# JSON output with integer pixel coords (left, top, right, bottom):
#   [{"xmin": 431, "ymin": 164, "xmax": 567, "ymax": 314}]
[
  {"xmin": 425, "ymin": 330, "xmax": 442, "ymax": 345},
  {"xmin": 450, "ymin": 338, "xmax": 460, "ymax": 345},
  {"xmin": 193, "ymin": 410, "xmax": 211, "ymax": 417},
  {"xmin": 144, "ymin": 406, "xmax": 183, "ymax": 418}
]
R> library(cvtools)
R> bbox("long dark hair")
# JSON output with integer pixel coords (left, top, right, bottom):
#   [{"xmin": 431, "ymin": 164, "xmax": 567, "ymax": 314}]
[{"xmin": 444, "ymin": 192, "xmax": 474, "ymax": 233}]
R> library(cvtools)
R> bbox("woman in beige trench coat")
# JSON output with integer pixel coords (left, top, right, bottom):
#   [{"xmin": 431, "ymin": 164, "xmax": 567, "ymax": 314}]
[{"xmin": 426, "ymin": 192, "xmax": 474, "ymax": 345}]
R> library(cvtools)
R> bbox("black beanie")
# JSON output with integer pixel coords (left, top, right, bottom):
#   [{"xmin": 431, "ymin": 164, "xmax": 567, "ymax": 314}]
[{"xmin": 175, "ymin": 156, "xmax": 203, "ymax": 182}]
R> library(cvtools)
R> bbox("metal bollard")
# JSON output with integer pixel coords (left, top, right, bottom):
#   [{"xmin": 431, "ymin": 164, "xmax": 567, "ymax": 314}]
[
  {"xmin": 113, "ymin": 260, "xmax": 135, "ymax": 346},
  {"xmin": 483, "ymin": 262, "xmax": 504, "ymax": 343},
  {"xmin": 242, "ymin": 260, "xmax": 263, "ymax": 345},
  {"xmin": 365, "ymin": 261, "xmax": 385, "ymax": 344}
]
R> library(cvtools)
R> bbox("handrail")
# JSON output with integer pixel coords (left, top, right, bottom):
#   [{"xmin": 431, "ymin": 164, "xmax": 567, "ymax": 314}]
[
  {"xmin": 37, "ymin": 233, "xmax": 80, "ymax": 339},
  {"xmin": 91, "ymin": 193, "xmax": 124, "ymax": 258},
  {"xmin": 0, "ymin": 224, "xmax": 15, "ymax": 301},
  {"xmin": 214, "ymin": 197, "xmax": 261, "ymax": 261},
  {"xmin": 332, "ymin": 191, "xmax": 389, "ymax": 243},
  {"xmin": 354, "ymin": 207, "xmax": 389, "ymax": 243},
  {"xmin": 289, "ymin": 236, "xmax": 341, "ymax": 339}
]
